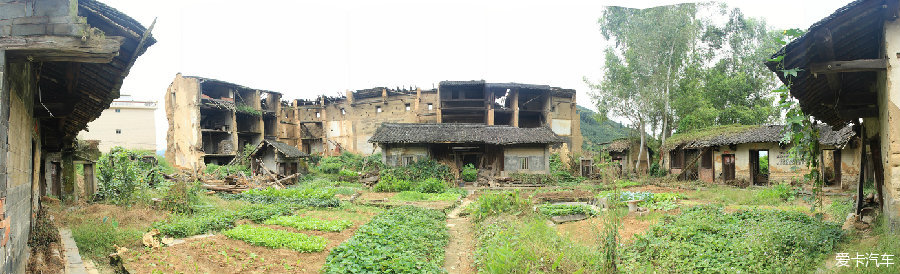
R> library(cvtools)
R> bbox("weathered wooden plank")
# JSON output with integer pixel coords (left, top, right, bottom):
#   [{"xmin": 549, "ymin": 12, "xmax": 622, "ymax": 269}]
[
  {"xmin": 0, "ymin": 35, "xmax": 123, "ymax": 63},
  {"xmin": 810, "ymin": 59, "xmax": 887, "ymax": 74}
]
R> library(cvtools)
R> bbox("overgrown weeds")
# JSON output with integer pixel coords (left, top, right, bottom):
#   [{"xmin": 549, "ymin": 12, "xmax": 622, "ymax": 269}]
[
  {"xmin": 476, "ymin": 216, "xmax": 603, "ymax": 273},
  {"xmin": 469, "ymin": 191, "xmax": 531, "ymax": 222},
  {"xmin": 622, "ymin": 205, "xmax": 844, "ymax": 273}
]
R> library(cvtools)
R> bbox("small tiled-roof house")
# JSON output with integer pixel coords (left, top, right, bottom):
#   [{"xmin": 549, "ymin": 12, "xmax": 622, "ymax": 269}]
[
  {"xmin": 369, "ymin": 123, "xmax": 563, "ymax": 176},
  {"xmin": 251, "ymin": 139, "xmax": 309, "ymax": 177},
  {"xmin": 662, "ymin": 125, "xmax": 858, "ymax": 186}
]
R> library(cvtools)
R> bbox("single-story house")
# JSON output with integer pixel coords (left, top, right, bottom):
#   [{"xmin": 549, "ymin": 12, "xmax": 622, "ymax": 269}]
[
  {"xmin": 599, "ymin": 138, "xmax": 654, "ymax": 175},
  {"xmin": 662, "ymin": 125, "xmax": 859, "ymax": 187},
  {"xmin": 250, "ymin": 139, "xmax": 309, "ymax": 177},
  {"xmin": 368, "ymin": 123, "xmax": 564, "ymax": 176}
]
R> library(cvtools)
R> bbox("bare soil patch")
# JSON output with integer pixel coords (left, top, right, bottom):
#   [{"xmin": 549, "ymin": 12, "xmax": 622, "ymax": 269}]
[
  {"xmin": 555, "ymin": 213, "xmax": 660, "ymax": 245},
  {"xmin": 123, "ymin": 208, "xmax": 377, "ymax": 274}
]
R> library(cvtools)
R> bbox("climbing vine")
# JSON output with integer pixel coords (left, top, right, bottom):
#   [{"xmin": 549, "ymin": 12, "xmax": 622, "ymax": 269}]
[{"xmin": 770, "ymin": 29, "xmax": 826, "ymax": 213}]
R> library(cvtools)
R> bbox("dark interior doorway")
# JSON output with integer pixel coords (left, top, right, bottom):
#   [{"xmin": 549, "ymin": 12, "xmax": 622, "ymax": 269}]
[
  {"xmin": 750, "ymin": 150, "xmax": 769, "ymax": 185},
  {"xmin": 823, "ymin": 149, "xmax": 841, "ymax": 186}
]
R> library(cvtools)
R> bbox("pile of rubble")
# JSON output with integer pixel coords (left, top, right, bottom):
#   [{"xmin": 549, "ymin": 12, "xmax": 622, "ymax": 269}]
[
  {"xmin": 843, "ymin": 193, "xmax": 880, "ymax": 231},
  {"xmin": 164, "ymin": 165, "xmax": 304, "ymax": 194}
]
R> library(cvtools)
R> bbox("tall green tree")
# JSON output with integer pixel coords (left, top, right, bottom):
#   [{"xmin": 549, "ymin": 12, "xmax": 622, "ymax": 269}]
[
  {"xmin": 589, "ymin": 4, "xmax": 699, "ymax": 171},
  {"xmin": 671, "ymin": 6, "xmax": 781, "ymax": 133}
]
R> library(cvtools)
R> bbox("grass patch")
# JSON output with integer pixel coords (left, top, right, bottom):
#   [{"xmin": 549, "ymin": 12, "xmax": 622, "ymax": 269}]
[
  {"xmin": 833, "ymin": 217, "xmax": 900, "ymax": 273},
  {"xmin": 537, "ymin": 204, "xmax": 597, "ymax": 217},
  {"xmin": 622, "ymin": 205, "xmax": 844, "ymax": 273},
  {"xmin": 72, "ymin": 218, "xmax": 143, "ymax": 261},
  {"xmin": 476, "ymin": 216, "xmax": 602, "ymax": 273},
  {"xmin": 264, "ymin": 216, "xmax": 352, "ymax": 232},
  {"xmin": 324, "ymin": 206, "xmax": 448, "ymax": 273},
  {"xmin": 224, "ymin": 225, "xmax": 326, "ymax": 252},
  {"xmin": 394, "ymin": 191, "xmax": 461, "ymax": 201},
  {"xmin": 469, "ymin": 191, "xmax": 531, "ymax": 222},
  {"xmin": 687, "ymin": 185, "xmax": 796, "ymax": 206}
]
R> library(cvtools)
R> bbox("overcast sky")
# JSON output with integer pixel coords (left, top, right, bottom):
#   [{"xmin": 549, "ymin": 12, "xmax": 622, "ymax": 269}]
[{"xmin": 95, "ymin": 0, "xmax": 853, "ymax": 152}]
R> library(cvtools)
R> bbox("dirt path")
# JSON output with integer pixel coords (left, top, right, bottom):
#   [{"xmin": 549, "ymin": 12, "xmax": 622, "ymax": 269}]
[{"xmin": 444, "ymin": 191, "xmax": 476, "ymax": 274}]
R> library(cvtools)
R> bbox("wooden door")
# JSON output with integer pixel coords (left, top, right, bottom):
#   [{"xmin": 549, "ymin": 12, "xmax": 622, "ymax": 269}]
[{"xmin": 722, "ymin": 154, "xmax": 735, "ymax": 181}]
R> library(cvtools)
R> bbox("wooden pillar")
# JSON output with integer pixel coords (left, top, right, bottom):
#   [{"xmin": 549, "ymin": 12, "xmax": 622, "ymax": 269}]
[
  {"xmin": 870, "ymin": 137, "xmax": 885, "ymax": 205},
  {"xmin": 511, "ymin": 89, "xmax": 519, "ymax": 127},
  {"xmin": 857, "ymin": 124, "xmax": 867, "ymax": 215},
  {"xmin": 487, "ymin": 92, "xmax": 495, "ymax": 125},
  {"xmin": 82, "ymin": 163, "xmax": 95, "ymax": 198},
  {"xmin": 61, "ymin": 152, "xmax": 76, "ymax": 202}
]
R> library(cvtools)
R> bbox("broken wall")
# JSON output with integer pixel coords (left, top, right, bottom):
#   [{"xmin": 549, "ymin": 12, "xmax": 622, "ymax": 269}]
[
  {"xmin": 875, "ymin": 15, "xmax": 900, "ymax": 230},
  {"xmin": 165, "ymin": 74, "xmax": 204, "ymax": 169}
]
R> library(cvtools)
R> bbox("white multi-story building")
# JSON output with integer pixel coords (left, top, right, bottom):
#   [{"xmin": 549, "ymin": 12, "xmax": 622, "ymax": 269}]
[{"xmin": 79, "ymin": 95, "xmax": 158, "ymax": 152}]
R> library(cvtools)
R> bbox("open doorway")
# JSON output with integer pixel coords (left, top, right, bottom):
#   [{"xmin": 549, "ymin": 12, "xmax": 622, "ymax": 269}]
[
  {"xmin": 749, "ymin": 150, "xmax": 769, "ymax": 185},
  {"xmin": 823, "ymin": 149, "xmax": 841, "ymax": 186}
]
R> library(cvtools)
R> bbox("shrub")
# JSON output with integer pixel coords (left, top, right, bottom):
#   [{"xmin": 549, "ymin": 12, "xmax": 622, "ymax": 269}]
[
  {"xmin": 462, "ymin": 164, "xmax": 477, "ymax": 182},
  {"xmin": 470, "ymin": 191, "xmax": 531, "ymax": 222},
  {"xmin": 756, "ymin": 183, "xmax": 797, "ymax": 202},
  {"xmin": 317, "ymin": 163, "xmax": 342, "ymax": 174},
  {"xmin": 379, "ymin": 159, "xmax": 453, "ymax": 183},
  {"xmin": 204, "ymin": 164, "xmax": 250, "ymax": 179},
  {"xmin": 97, "ymin": 147, "xmax": 161, "ymax": 205},
  {"xmin": 324, "ymin": 206, "xmax": 448, "ymax": 273},
  {"xmin": 264, "ymin": 216, "xmax": 353, "ymax": 232},
  {"xmin": 622, "ymin": 205, "xmax": 844, "ymax": 273},
  {"xmin": 416, "ymin": 178, "xmax": 447, "ymax": 193},
  {"xmin": 224, "ymin": 225, "xmax": 326, "ymax": 252},
  {"xmin": 160, "ymin": 180, "xmax": 202, "ymax": 214}
]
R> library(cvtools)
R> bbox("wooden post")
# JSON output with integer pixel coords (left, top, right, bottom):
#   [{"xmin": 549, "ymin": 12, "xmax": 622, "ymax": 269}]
[
  {"xmin": 856, "ymin": 124, "xmax": 867, "ymax": 215},
  {"xmin": 870, "ymin": 137, "xmax": 885, "ymax": 205}
]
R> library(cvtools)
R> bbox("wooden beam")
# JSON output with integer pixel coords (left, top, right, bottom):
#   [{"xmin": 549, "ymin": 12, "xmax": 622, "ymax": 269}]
[
  {"xmin": 810, "ymin": 59, "xmax": 887, "ymax": 74},
  {"xmin": 0, "ymin": 35, "xmax": 124, "ymax": 63},
  {"xmin": 838, "ymin": 107, "xmax": 878, "ymax": 119}
]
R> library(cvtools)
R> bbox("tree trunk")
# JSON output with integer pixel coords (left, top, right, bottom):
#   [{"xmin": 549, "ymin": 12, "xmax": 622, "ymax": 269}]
[{"xmin": 636, "ymin": 119, "xmax": 646, "ymax": 174}]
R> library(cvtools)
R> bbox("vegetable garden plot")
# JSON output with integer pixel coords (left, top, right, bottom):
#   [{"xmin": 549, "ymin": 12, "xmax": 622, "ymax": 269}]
[
  {"xmin": 324, "ymin": 206, "xmax": 449, "ymax": 273},
  {"xmin": 224, "ymin": 225, "xmax": 327, "ymax": 252},
  {"xmin": 264, "ymin": 216, "xmax": 353, "ymax": 232}
]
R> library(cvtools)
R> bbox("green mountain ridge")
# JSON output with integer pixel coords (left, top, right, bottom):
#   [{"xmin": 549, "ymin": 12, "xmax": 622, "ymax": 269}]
[{"xmin": 577, "ymin": 105, "xmax": 631, "ymax": 151}]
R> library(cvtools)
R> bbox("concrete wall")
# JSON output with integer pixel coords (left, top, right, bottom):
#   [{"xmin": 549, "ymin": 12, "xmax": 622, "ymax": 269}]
[
  {"xmin": 79, "ymin": 103, "xmax": 157, "ymax": 152},
  {"xmin": 502, "ymin": 145, "xmax": 550, "ymax": 175}
]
